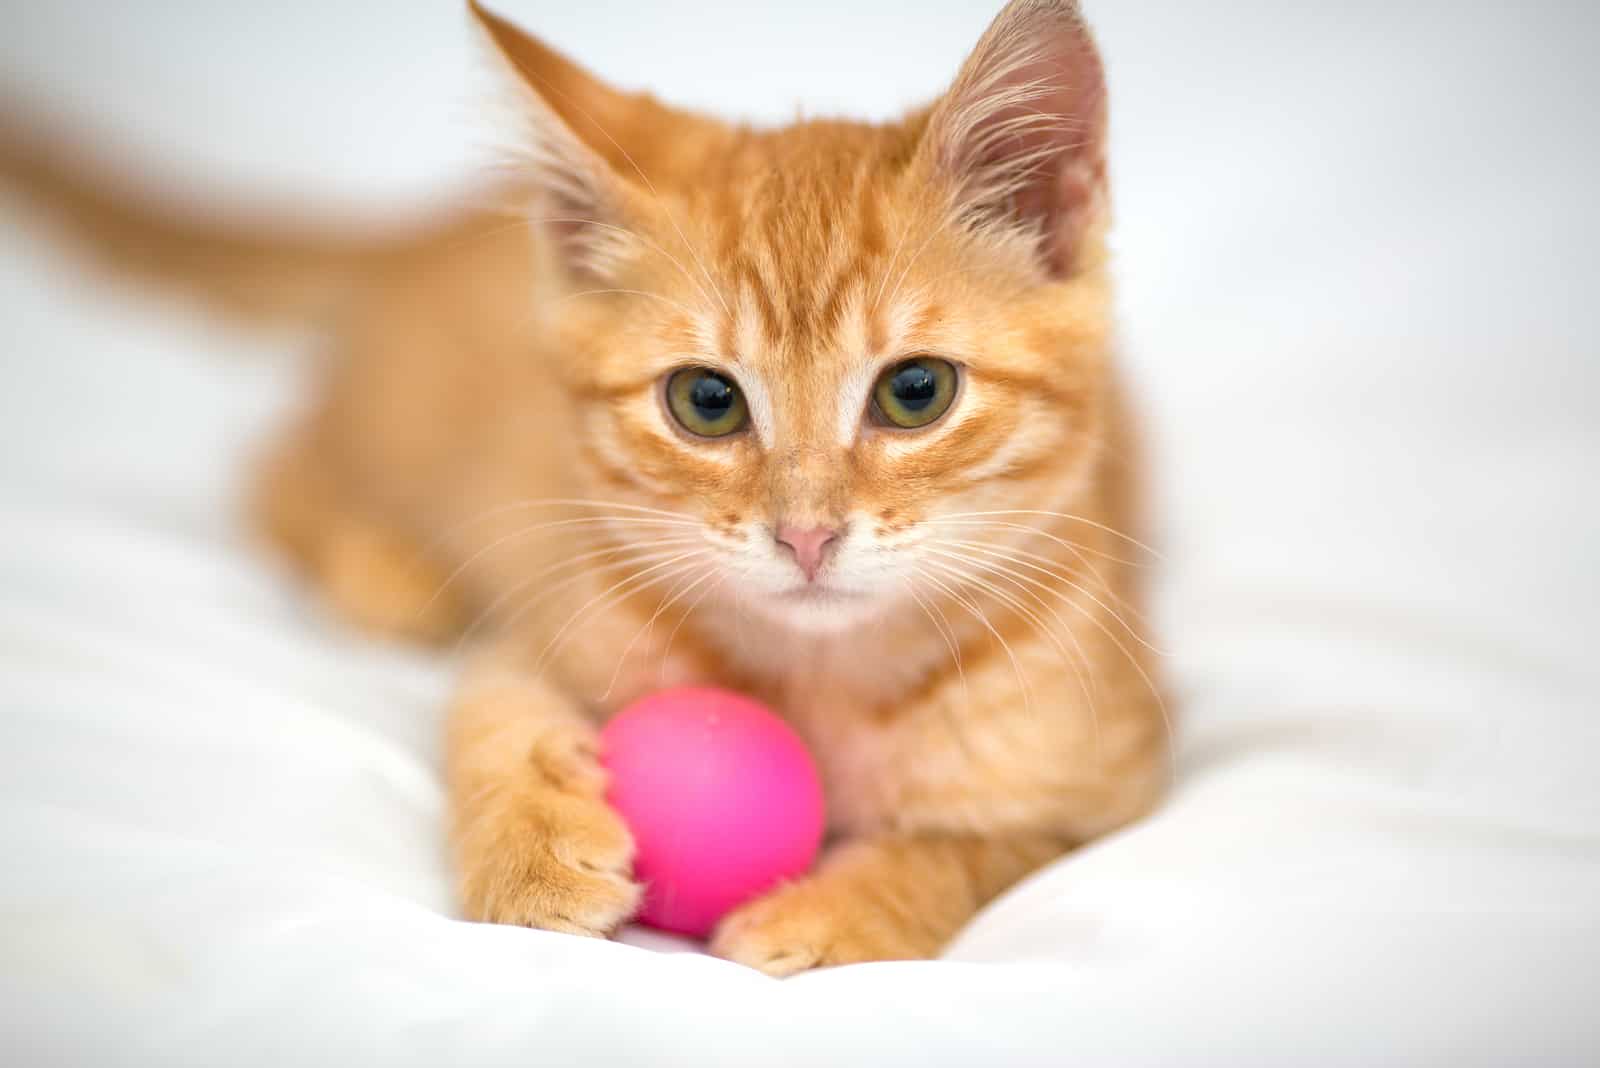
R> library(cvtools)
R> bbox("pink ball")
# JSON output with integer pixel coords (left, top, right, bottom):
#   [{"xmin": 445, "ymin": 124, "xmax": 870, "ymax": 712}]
[{"xmin": 599, "ymin": 687, "xmax": 825, "ymax": 938}]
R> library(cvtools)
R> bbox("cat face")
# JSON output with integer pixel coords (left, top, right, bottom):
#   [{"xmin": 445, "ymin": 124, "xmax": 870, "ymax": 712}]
[
  {"xmin": 563, "ymin": 175, "xmax": 1109, "ymax": 632},
  {"xmin": 476, "ymin": 0, "xmax": 1111, "ymax": 633}
]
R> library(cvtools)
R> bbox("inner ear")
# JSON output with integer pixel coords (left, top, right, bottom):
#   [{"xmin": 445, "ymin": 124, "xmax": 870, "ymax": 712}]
[{"xmin": 921, "ymin": 0, "xmax": 1108, "ymax": 277}]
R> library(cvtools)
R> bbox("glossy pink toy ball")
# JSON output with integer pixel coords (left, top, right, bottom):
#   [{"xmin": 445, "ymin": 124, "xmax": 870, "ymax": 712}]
[{"xmin": 599, "ymin": 687, "xmax": 824, "ymax": 938}]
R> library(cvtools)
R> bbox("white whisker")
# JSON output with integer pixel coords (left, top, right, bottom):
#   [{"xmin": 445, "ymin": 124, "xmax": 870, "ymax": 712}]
[
  {"xmin": 658, "ymin": 573, "xmax": 725, "ymax": 688},
  {"xmin": 870, "ymin": 220, "xmax": 915, "ymax": 314},
  {"xmin": 927, "ymin": 546, "xmax": 1173, "ymax": 780},
  {"xmin": 421, "ymin": 514, "xmax": 699, "ymax": 617},
  {"xmin": 934, "ymin": 538, "xmax": 1162, "ymax": 654},
  {"xmin": 932, "ymin": 509, "xmax": 1164, "ymax": 560},
  {"xmin": 902, "ymin": 577, "xmax": 977, "ymax": 761},
  {"xmin": 912, "ymin": 564, "xmax": 1032, "ymax": 718},
  {"xmin": 923, "ymin": 550, "xmax": 1103, "ymax": 763},
  {"xmin": 600, "ymin": 565, "xmax": 718, "ymax": 702},
  {"xmin": 883, "ymin": 225, "xmax": 945, "ymax": 314},
  {"xmin": 455, "ymin": 539, "xmax": 700, "ymax": 650},
  {"xmin": 924, "ymin": 517, "xmax": 1140, "ymax": 567},
  {"xmin": 407, "ymin": 496, "xmax": 699, "ymax": 599},
  {"xmin": 530, "ymin": 550, "xmax": 712, "ymax": 678}
]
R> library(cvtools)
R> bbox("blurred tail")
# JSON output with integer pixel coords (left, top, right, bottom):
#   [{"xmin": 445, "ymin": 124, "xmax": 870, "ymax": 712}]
[{"xmin": 0, "ymin": 110, "xmax": 440, "ymax": 326}]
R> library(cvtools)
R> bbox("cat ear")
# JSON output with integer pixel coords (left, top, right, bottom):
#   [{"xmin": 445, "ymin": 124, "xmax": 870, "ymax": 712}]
[
  {"xmin": 921, "ymin": 0, "xmax": 1108, "ymax": 278},
  {"xmin": 469, "ymin": 1, "xmax": 640, "ymax": 276}
]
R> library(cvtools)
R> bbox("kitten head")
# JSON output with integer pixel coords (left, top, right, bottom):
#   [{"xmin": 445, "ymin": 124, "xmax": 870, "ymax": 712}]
[{"xmin": 475, "ymin": 0, "xmax": 1113, "ymax": 634}]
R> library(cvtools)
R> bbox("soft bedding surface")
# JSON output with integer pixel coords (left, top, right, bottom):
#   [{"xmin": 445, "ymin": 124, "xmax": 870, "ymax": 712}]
[{"xmin": 2, "ymin": 2, "xmax": 1598, "ymax": 1064}]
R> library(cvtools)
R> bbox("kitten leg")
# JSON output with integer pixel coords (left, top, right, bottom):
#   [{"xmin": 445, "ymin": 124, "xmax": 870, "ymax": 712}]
[
  {"xmin": 315, "ymin": 516, "xmax": 466, "ymax": 643},
  {"xmin": 250, "ymin": 428, "xmax": 465, "ymax": 643},
  {"xmin": 446, "ymin": 659, "xmax": 642, "ymax": 936},
  {"xmin": 710, "ymin": 831, "xmax": 1067, "ymax": 976}
]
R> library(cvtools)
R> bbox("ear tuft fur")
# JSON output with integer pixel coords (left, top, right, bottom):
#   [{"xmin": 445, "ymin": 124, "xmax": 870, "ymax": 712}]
[{"xmin": 469, "ymin": 1, "xmax": 638, "ymax": 276}]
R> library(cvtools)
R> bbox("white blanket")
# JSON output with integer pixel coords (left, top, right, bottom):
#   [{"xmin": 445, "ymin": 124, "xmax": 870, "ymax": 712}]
[{"xmin": 3, "ymin": 1, "xmax": 1597, "ymax": 1064}]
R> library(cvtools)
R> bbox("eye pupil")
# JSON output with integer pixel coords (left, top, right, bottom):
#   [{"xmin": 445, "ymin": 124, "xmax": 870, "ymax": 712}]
[
  {"xmin": 890, "ymin": 365, "xmax": 938, "ymax": 411},
  {"xmin": 689, "ymin": 374, "xmax": 735, "ymax": 419}
]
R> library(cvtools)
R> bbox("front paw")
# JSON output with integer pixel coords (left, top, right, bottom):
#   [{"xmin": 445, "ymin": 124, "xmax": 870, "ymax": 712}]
[
  {"xmin": 456, "ymin": 787, "xmax": 642, "ymax": 938},
  {"xmin": 710, "ymin": 878, "xmax": 940, "ymax": 976}
]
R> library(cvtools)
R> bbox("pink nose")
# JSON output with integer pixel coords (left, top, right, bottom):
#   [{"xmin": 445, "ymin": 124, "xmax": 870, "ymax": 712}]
[{"xmin": 775, "ymin": 524, "xmax": 840, "ymax": 583}]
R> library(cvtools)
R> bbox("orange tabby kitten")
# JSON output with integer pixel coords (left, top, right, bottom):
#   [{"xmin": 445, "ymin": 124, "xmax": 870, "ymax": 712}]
[{"xmin": 4, "ymin": 0, "xmax": 1168, "ymax": 974}]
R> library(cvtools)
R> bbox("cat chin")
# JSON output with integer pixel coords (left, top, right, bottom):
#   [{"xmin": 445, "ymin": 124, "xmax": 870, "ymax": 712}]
[{"xmin": 742, "ymin": 586, "xmax": 890, "ymax": 635}]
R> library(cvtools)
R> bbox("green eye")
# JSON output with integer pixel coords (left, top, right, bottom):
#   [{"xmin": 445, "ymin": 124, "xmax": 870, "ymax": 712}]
[
  {"xmin": 666, "ymin": 367, "xmax": 749, "ymax": 438},
  {"xmin": 872, "ymin": 357, "xmax": 958, "ymax": 429}
]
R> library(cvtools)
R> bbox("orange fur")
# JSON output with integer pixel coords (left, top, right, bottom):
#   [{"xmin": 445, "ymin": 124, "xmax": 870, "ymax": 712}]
[{"xmin": 4, "ymin": 0, "xmax": 1169, "ymax": 974}]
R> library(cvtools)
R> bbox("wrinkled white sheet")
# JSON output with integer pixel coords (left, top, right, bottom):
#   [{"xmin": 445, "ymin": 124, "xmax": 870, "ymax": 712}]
[{"xmin": 2, "ymin": 1, "xmax": 1598, "ymax": 1064}]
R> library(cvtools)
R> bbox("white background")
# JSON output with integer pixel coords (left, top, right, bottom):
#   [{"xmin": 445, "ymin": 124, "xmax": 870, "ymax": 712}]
[{"xmin": 2, "ymin": 2, "xmax": 1597, "ymax": 1064}]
